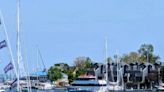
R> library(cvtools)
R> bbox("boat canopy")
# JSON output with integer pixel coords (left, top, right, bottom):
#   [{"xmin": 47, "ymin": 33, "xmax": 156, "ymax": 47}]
[{"xmin": 31, "ymin": 71, "xmax": 47, "ymax": 76}]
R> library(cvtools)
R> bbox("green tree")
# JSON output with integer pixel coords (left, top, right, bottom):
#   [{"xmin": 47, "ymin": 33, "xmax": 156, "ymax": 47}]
[
  {"xmin": 47, "ymin": 67, "xmax": 62, "ymax": 82},
  {"xmin": 74, "ymin": 56, "xmax": 92, "ymax": 69},
  {"xmin": 84, "ymin": 57, "xmax": 92, "ymax": 68},
  {"xmin": 67, "ymin": 69, "xmax": 76, "ymax": 83},
  {"xmin": 122, "ymin": 54, "xmax": 130, "ymax": 63},
  {"xmin": 138, "ymin": 44, "xmax": 160, "ymax": 63},
  {"xmin": 64, "ymin": 66, "xmax": 78, "ymax": 83},
  {"xmin": 121, "ymin": 52, "xmax": 139, "ymax": 64},
  {"xmin": 129, "ymin": 52, "xmax": 140, "ymax": 62},
  {"xmin": 71, "ymin": 56, "xmax": 93, "ymax": 81},
  {"xmin": 50, "ymin": 63, "xmax": 78, "ymax": 84},
  {"xmin": 122, "ymin": 44, "xmax": 160, "ymax": 64}
]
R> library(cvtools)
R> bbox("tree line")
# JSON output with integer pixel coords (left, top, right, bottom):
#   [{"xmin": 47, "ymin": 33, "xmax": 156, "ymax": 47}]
[{"xmin": 47, "ymin": 44, "xmax": 161, "ymax": 83}]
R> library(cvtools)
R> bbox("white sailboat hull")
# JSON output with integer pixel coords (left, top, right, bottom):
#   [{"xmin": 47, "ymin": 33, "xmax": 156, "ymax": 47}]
[
  {"xmin": 107, "ymin": 85, "xmax": 124, "ymax": 91},
  {"xmin": 36, "ymin": 82, "xmax": 54, "ymax": 90}
]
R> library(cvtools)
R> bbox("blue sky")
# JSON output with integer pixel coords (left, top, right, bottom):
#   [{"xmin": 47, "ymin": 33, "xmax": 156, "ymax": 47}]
[{"xmin": 0, "ymin": 0, "xmax": 164, "ymax": 73}]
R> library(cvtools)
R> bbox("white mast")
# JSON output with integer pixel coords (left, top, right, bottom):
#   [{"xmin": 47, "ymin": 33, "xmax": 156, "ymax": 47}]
[
  {"xmin": 105, "ymin": 37, "xmax": 108, "ymax": 85},
  {"xmin": 116, "ymin": 52, "xmax": 119, "ymax": 84},
  {"xmin": 37, "ymin": 47, "xmax": 39, "ymax": 87},
  {"xmin": 16, "ymin": 0, "xmax": 32, "ymax": 91},
  {"xmin": 17, "ymin": 0, "xmax": 21, "ymax": 91}
]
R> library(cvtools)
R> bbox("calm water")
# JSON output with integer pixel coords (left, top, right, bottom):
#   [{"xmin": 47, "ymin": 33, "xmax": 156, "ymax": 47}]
[
  {"xmin": 31, "ymin": 89, "xmax": 161, "ymax": 92},
  {"xmin": 6, "ymin": 87, "xmax": 163, "ymax": 92},
  {"xmin": 32, "ymin": 89, "xmax": 66, "ymax": 92},
  {"xmin": 31, "ymin": 88, "xmax": 161, "ymax": 92},
  {"xmin": 5, "ymin": 88, "xmax": 67, "ymax": 92}
]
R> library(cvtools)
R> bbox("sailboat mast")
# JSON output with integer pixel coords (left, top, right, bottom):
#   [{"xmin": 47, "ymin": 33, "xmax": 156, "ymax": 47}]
[
  {"xmin": 17, "ymin": 0, "xmax": 20, "ymax": 91},
  {"xmin": 116, "ymin": 53, "xmax": 119, "ymax": 84},
  {"xmin": 37, "ymin": 47, "xmax": 39, "ymax": 86},
  {"xmin": 105, "ymin": 37, "xmax": 108, "ymax": 85}
]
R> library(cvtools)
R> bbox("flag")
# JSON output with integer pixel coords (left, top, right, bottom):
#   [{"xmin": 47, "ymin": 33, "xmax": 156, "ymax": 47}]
[
  {"xmin": 10, "ymin": 79, "xmax": 17, "ymax": 89},
  {"xmin": 0, "ymin": 40, "xmax": 7, "ymax": 49},
  {"xmin": 4, "ymin": 62, "xmax": 13, "ymax": 73}
]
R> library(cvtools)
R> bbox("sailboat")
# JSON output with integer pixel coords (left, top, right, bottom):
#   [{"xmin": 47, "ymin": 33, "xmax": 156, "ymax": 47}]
[
  {"xmin": 32, "ymin": 47, "xmax": 54, "ymax": 90},
  {"xmin": 9, "ymin": 0, "xmax": 32, "ymax": 91},
  {"xmin": 107, "ymin": 55, "xmax": 124, "ymax": 91},
  {"xmin": 96, "ymin": 37, "xmax": 109, "ymax": 92},
  {"xmin": 97, "ymin": 38, "xmax": 124, "ymax": 92}
]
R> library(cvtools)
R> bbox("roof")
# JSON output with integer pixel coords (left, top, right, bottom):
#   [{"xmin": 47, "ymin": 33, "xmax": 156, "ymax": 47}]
[{"xmin": 31, "ymin": 71, "xmax": 47, "ymax": 76}]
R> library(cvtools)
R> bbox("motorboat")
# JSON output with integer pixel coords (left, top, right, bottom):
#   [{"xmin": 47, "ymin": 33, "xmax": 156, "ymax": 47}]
[
  {"xmin": 0, "ymin": 83, "xmax": 10, "ymax": 92},
  {"xmin": 35, "ymin": 82, "xmax": 54, "ymax": 90},
  {"xmin": 67, "ymin": 75, "xmax": 106, "ymax": 92},
  {"xmin": 155, "ymin": 83, "xmax": 164, "ymax": 91}
]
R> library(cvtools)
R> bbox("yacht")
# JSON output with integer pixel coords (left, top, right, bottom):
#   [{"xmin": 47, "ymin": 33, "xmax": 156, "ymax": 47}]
[{"xmin": 67, "ymin": 75, "xmax": 106, "ymax": 92}]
